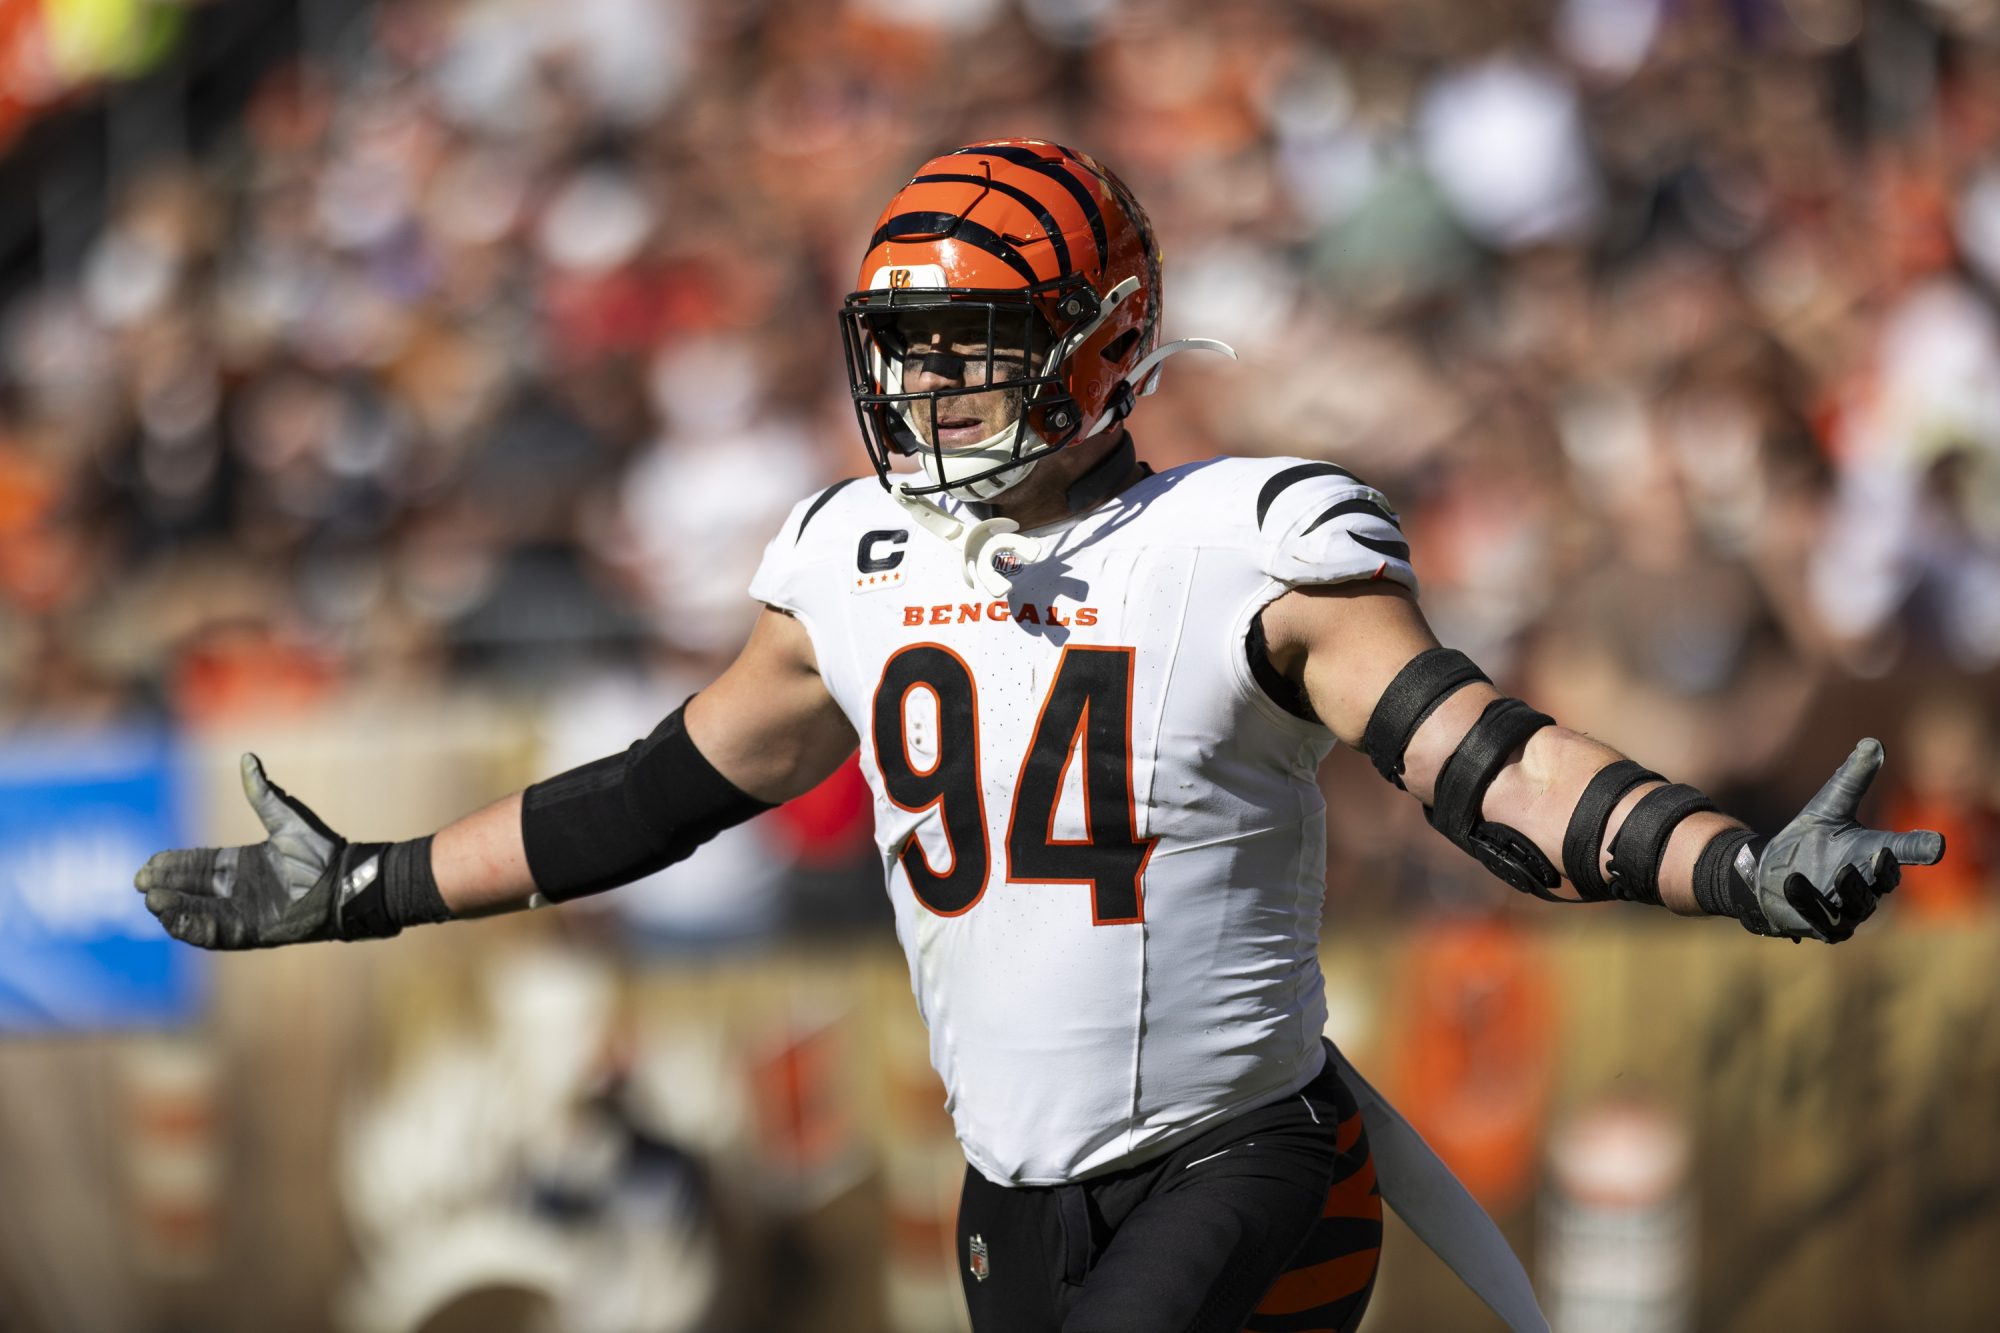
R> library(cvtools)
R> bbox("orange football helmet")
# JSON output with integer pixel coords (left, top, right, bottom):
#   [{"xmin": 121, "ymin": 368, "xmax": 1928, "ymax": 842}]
[{"xmin": 841, "ymin": 139, "xmax": 1199, "ymax": 502}]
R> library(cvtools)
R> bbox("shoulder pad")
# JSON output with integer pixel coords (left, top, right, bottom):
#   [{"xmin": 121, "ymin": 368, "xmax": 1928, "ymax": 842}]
[{"xmin": 1253, "ymin": 459, "xmax": 1417, "ymax": 594}]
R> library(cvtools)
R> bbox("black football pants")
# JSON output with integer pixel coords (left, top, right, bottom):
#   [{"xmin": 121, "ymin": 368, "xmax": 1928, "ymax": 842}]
[{"xmin": 956, "ymin": 1042, "xmax": 1382, "ymax": 1333}]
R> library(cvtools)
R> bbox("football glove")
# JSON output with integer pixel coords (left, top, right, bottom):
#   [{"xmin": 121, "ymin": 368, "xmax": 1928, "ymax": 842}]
[
  {"xmin": 1726, "ymin": 738, "xmax": 1945, "ymax": 943},
  {"xmin": 135, "ymin": 754, "xmax": 398, "ymax": 949}
]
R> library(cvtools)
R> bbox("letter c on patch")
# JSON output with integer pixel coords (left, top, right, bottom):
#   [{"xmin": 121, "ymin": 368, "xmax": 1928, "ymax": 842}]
[{"xmin": 859, "ymin": 529, "xmax": 909, "ymax": 574}]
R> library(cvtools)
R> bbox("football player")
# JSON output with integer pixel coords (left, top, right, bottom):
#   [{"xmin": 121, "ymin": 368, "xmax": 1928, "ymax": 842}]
[{"xmin": 137, "ymin": 140, "xmax": 1943, "ymax": 1333}]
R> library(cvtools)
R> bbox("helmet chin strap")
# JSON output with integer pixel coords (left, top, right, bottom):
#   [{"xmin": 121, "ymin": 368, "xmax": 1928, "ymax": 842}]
[
  {"xmin": 889, "ymin": 483, "xmax": 1043, "ymax": 599},
  {"xmin": 888, "ymin": 433, "xmax": 1143, "ymax": 599}
]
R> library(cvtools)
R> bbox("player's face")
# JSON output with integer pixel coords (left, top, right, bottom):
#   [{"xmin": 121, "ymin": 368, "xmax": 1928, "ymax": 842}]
[{"xmin": 890, "ymin": 306, "xmax": 1043, "ymax": 449}]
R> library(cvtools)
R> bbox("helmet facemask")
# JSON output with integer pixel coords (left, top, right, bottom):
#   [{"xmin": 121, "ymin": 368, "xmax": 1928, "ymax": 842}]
[{"xmin": 841, "ymin": 282, "xmax": 1089, "ymax": 502}]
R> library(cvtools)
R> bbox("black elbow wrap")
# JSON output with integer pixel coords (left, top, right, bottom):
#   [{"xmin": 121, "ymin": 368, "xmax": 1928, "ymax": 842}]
[
  {"xmin": 1359, "ymin": 647, "xmax": 1490, "ymax": 789},
  {"xmin": 1560, "ymin": 760, "xmax": 1662, "ymax": 902},
  {"xmin": 520, "ymin": 701, "xmax": 776, "ymax": 903},
  {"xmin": 1426, "ymin": 696, "xmax": 1563, "ymax": 901},
  {"xmin": 1605, "ymin": 782, "xmax": 1716, "ymax": 906}
]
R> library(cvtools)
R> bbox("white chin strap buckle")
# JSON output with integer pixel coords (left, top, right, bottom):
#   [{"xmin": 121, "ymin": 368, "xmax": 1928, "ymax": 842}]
[
  {"xmin": 960, "ymin": 517, "xmax": 1046, "ymax": 599},
  {"xmin": 890, "ymin": 482, "xmax": 1046, "ymax": 599}
]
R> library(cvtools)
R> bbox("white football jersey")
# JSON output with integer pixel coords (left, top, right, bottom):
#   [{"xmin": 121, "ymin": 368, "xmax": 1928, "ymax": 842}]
[{"xmin": 748, "ymin": 455, "xmax": 1417, "ymax": 1186}]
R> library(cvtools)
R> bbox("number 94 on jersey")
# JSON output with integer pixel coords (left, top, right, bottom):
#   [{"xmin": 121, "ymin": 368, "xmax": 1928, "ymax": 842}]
[{"xmin": 871, "ymin": 642, "xmax": 1156, "ymax": 926}]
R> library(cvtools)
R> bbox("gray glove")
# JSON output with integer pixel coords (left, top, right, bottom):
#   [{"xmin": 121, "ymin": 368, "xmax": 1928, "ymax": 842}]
[
  {"xmin": 1734, "ymin": 738, "xmax": 1945, "ymax": 943},
  {"xmin": 134, "ymin": 754, "xmax": 376, "ymax": 949}
]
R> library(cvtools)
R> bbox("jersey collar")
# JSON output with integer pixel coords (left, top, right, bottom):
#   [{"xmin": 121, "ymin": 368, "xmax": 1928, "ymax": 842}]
[{"xmin": 960, "ymin": 431, "xmax": 1145, "ymax": 523}]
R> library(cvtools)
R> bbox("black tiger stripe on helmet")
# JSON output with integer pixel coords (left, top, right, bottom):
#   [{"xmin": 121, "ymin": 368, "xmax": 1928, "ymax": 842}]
[
  {"xmin": 869, "ymin": 211, "xmax": 1044, "ymax": 289},
  {"xmin": 910, "ymin": 172, "xmax": 1075, "ymax": 277},
  {"xmin": 951, "ymin": 143, "xmax": 1110, "ymax": 270}
]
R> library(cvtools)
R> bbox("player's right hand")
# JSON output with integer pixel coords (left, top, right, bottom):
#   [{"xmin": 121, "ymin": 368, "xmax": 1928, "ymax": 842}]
[{"xmin": 133, "ymin": 754, "xmax": 352, "ymax": 950}]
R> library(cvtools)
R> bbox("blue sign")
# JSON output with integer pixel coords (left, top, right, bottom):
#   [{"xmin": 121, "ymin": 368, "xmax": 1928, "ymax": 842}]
[{"xmin": 0, "ymin": 731, "xmax": 206, "ymax": 1031}]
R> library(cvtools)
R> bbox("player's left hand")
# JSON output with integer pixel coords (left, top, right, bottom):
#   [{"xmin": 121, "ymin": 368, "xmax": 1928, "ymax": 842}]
[{"xmin": 1742, "ymin": 738, "xmax": 1945, "ymax": 943}]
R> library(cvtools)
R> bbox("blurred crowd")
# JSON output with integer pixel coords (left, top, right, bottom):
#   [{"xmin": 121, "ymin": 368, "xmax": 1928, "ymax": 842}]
[{"xmin": 3, "ymin": 0, "xmax": 1999, "ymax": 916}]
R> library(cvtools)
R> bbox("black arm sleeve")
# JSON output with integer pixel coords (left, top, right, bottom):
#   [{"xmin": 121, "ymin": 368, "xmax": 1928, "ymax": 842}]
[{"xmin": 520, "ymin": 701, "xmax": 776, "ymax": 903}]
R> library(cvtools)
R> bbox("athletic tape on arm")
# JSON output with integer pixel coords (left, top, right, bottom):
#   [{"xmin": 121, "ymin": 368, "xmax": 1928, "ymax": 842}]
[
  {"xmin": 1423, "ymin": 697, "xmax": 1563, "ymax": 900},
  {"xmin": 1560, "ymin": 760, "xmax": 1662, "ymax": 903},
  {"xmin": 1605, "ymin": 783, "xmax": 1716, "ymax": 906},
  {"xmin": 1359, "ymin": 648, "xmax": 1490, "ymax": 789},
  {"xmin": 1428, "ymin": 698, "xmax": 1553, "ymax": 844}
]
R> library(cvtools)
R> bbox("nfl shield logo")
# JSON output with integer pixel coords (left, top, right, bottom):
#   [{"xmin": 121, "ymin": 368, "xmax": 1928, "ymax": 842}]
[
  {"xmin": 990, "ymin": 548, "xmax": 1024, "ymax": 577},
  {"xmin": 968, "ymin": 1233, "xmax": 991, "ymax": 1282}
]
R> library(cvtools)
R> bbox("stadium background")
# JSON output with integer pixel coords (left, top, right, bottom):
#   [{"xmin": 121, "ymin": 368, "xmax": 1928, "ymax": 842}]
[{"xmin": 4, "ymin": 0, "xmax": 2000, "ymax": 1328}]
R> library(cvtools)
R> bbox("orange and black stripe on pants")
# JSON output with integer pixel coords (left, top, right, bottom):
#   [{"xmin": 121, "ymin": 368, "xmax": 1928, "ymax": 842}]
[{"xmin": 1243, "ymin": 1106, "xmax": 1383, "ymax": 1333}]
